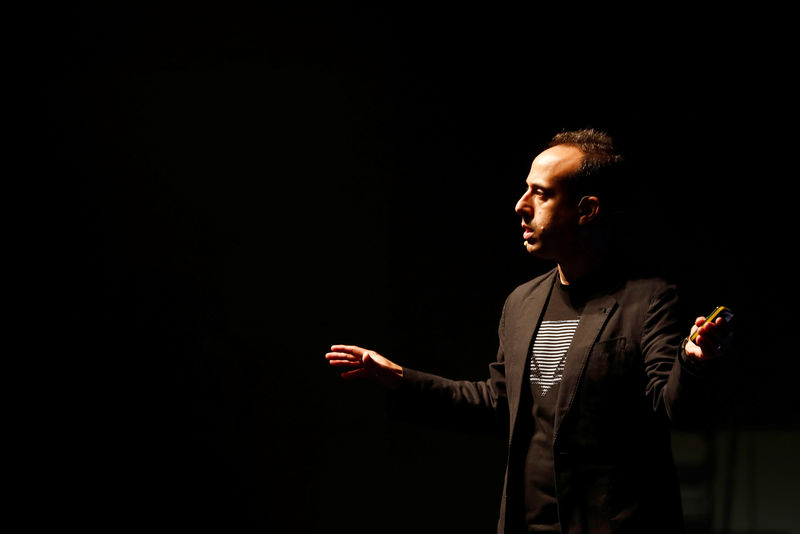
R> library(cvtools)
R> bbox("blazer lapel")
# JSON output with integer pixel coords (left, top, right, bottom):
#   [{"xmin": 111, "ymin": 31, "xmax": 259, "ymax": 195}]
[
  {"xmin": 553, "ymin": 294, "xmax": 618, "ymax": 442},
  {"xmin": 507, "ymin": 270, "xmax": 557, "ymax": 437}
]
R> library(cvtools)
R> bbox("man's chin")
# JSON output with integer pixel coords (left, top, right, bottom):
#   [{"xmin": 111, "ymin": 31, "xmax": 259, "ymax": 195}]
[{"xmin": 525, "ymin": 241, "xmax": 553, "ymax": 260}]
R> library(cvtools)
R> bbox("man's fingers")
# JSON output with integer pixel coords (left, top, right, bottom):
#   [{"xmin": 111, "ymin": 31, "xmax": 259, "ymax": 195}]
[
  {"xmin": 690, "ymin": 316, "xmax": 706, "ymax": 335},
  {"xmin": 697, "ymin": 319, "xmax": 729, "ymax": 345},
  {"xmin": 330, "ymin": 344, "xmax": 366, "ymax": 357},
  {"xmin": 327, "ymin": 359, "xmax": 363, "ymax": 368},
  {"xmin": 697, "ymin": 325, "xmax": 722, "ymax": 345},
  {"xmin": 693, "ymin": 334, "xmax": 717, "ymax": 356},
  {"xmin": 326, "ymin": 351, "xmax": 361, "ymax": 361},
  {"xmin": 693, "ymin": 320, "xmax": 733, "ymax": 359}
]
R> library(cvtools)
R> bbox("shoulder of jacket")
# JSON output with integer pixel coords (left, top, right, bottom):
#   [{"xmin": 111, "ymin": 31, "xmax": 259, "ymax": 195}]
[
  {"xmin": 612, "ymin": 274, "xmax": 678, "ymax": 310},
  {"xmin": 618, "ymin": 275, "xmax": 674, "ymax": 294}
]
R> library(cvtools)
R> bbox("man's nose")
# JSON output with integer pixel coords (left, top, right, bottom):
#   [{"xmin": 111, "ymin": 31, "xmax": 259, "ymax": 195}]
[{"xmin": 515, "ymin": 192, "xmax": 532, "ymax": 216}]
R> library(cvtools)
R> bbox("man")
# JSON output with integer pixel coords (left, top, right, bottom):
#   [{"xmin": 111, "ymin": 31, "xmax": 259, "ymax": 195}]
[{"xmin": 325, "ymin": 129, "xmax": 731, "ymax": 533}]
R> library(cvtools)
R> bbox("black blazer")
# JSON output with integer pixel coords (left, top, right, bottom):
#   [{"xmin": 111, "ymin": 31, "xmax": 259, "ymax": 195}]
[{"xmin": 396, "ymin": 267, "xmax": 706, "ymax": 533}]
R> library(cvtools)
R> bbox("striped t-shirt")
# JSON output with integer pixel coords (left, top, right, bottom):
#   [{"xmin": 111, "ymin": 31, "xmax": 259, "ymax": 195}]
[{"xmin": 530, "ymin": 318, "xmax": 580, "ymax": 396}]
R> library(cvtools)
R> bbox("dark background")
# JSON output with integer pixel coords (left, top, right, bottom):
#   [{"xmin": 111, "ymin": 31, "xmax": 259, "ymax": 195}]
[{"xmin": 34, "ymin": 2, "xmax": 796, "ymax": 532}]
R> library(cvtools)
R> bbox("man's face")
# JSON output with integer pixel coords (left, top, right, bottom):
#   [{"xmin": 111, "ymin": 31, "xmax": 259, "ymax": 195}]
[{"xmin": 515, "ymin": 144, "xmax": 584, "ymax": 261}]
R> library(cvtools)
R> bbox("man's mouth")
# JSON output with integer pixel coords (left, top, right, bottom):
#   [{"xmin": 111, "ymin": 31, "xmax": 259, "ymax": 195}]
[{"xmin": 522, "ymin": 226, "xmax": 535, "ymax": 241}]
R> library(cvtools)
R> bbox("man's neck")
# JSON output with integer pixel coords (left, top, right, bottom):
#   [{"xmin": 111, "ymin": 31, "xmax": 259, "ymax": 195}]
[
  {"xmin": 557, "ymin": 242, "xmax": 609, "ymax": 286},
  {"xmin": 558, "ymin": 262, "xmax": 596, "ymax": 286}
]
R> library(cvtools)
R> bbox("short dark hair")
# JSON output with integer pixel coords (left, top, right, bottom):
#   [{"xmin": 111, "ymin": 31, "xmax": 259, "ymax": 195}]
[{"xmin": 547, "ymin": 128, "xmax": 627, "ymax": 214}]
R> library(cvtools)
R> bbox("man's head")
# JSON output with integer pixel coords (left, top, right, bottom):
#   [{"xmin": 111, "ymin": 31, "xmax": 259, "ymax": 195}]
[{"xmin": 515, "ymin": 128, "xmax": 623, "ymax": 263}]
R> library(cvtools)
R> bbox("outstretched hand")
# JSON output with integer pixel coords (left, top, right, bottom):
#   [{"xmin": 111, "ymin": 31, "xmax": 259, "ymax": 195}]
[
  {"xmin": 325, "ymin": 344, "xmax": 404, "ymax": 390},
  {"xmin": 684, "ymin": 315, "xmax": 733, "ymax": 361}
]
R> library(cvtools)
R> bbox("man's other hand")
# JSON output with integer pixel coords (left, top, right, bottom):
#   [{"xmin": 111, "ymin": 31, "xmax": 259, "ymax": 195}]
[
  {"xmin": 685, "ymin": 315, "xmax": 733, "ymax": 361},
  {"xmin": 325, "ymin": 345, "xmax": 404, "ymax": 390}
]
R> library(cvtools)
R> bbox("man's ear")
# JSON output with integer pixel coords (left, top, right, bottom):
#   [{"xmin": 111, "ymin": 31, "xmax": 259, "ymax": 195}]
[{"xmin": 577, "ymin": 196, "xmax": 601, "ymax": 225}]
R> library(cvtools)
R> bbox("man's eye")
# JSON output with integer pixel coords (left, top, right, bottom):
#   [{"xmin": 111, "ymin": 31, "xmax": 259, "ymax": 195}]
[{"xmin": 523, "ymin": 186, "xmax": 547, "ymax": 199}]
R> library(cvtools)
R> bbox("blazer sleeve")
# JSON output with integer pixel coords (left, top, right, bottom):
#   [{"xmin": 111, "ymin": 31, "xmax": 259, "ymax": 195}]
[
  {"xmin": 386, "ymin": 301, "xmax": 511, "ymax": 436},
  {"xmin": 641, "ymin": 282, "xmax": 713, "ymax": 424}
]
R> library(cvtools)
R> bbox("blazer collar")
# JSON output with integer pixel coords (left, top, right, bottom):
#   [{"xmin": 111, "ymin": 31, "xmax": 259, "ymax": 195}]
[{"xmin": 507, "ymin": 269, "xmax": 557, "ymax": 435}]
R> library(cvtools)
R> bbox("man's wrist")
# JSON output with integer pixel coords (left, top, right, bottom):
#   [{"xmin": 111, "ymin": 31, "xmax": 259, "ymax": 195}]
[{"xmin": 680, "ymin": 337, "xmax": 710, "ymax": 374}]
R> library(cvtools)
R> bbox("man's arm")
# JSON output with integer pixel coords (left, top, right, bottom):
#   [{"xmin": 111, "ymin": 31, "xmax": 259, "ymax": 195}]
[
  {"xmin": 642, "ymin": 284, "xmax": 733, "ymax": 422},
  {"xmin": 325, "ymin": 343, "xmax": 509, "ymax": 433},
  {"xmin": 325, "ymin": 298, "xmax": 513, "ymax": 435}
]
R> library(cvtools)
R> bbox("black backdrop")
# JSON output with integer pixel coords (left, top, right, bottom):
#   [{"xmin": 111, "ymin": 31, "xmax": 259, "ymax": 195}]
[{"xmin": 36, "ymin": 3, "xmax": 796, "ymax": 532}]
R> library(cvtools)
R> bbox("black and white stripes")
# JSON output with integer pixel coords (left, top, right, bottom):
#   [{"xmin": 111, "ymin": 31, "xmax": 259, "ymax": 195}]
[{"xmin": 530, "ymin": 319, "xmax": 580, "ymax": 396}]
